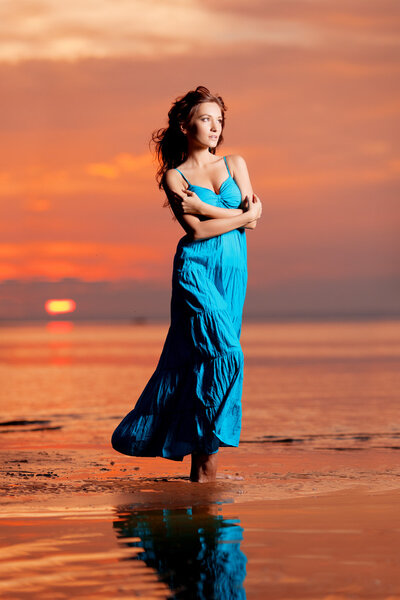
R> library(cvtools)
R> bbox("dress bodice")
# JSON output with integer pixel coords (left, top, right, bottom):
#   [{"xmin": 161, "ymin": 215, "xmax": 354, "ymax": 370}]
[{"xmin": 175, "ymin": 156, "xmax": 242, "ymax": 210}]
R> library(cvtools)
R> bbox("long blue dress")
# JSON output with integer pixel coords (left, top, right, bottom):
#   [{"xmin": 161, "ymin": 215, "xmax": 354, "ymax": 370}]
[{"xmin": 111, "ymin": 156, "xmax": 247, "ymax": 461}]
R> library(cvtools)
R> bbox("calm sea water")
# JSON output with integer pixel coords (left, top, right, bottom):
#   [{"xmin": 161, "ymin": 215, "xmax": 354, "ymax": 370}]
[
  {"xmin": 1, "ymin": 319, "xmax": 399, "ymax": 449},
  {"xmin": 0, "ymin": 319, "xmax": 399, "ymax": 599}
]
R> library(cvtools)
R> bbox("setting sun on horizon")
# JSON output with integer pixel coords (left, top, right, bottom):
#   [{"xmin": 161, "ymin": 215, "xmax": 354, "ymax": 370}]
[{"xmin": 45, "ymin": 299, "xmax": 76, "ymax": 315}]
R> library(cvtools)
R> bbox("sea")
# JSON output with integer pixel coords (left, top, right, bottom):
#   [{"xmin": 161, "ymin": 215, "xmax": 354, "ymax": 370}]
[{"xmin": 0, "ymin": 318, "xmax": 399, "ymax": 598}]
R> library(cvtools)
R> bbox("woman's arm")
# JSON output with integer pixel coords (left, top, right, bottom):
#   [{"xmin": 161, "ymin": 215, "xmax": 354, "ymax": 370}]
[
  {"xmin": 228, "ymin": 154, "xmax": 258, "ymax": 229},
  {"xmin": 185, "ymin": 155, "xmax": 258, "ymax": 228},
  {"xmin": 192, "ymin": 196, "xmax": 257, "ymax": 229},
  {"xmin": 191, "ymin": 194, "xmax": 261, "ymax": 240},
  {"xmin": 202, "ymin": 205, "xmax": 244, "ymax": 217},
  {"xmin": 180, "ymin": 190, "xmax": 244, "ymax": 218},
  {"xmin": 190, "ymin": 208, "xmax": 259, "ymax": 241},
  {"xmin": 192, "ymin": 198, "xmax": 258, "ymax": 229},
  {"xmin": 164, "ymin": 169, "xmax": 261, "ymax": 241},
  {"xmin": 228, "ymin": 154, "xmax": 254, "ymax": 201},
  {"xmin": 178, "ymin": 154, "xmax": 258, "ymax": 228}
]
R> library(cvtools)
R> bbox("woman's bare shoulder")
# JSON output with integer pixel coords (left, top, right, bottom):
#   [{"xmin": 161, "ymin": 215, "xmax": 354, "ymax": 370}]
[
  {"xmin": 165, "ymin": 167, "xmax": 180, "ymax": 178},
  {"xmin": 225, "ymin": 154, "xmax": 249, "ymax": 176},
  {"xmin": 165, "ymin": 167, "xmax": 188, "ymax": 193},
  {"xmin": 165, "ymin": 167, "xmax": 181, "ymax": 184},
  {"xmin": 226, "ymin": 153, "xmax": 247, "ymax": 165}
]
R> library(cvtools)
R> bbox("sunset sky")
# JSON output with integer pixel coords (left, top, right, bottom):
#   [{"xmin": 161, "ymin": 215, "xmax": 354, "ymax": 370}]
[{"xmin": 1, "ymin": 0, "xmax": 399, "ymax": 320}]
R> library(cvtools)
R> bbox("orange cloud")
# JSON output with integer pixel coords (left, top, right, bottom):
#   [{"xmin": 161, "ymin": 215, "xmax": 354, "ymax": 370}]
[
  {"xmin": 0, "ymin": 0, "xmax": 322, "ymax": 62},
  {"xmin": 0, "ymin": 153, "xmax": 155, "ymax": 196},
  {"xmin": 85, "ymin": 152, "xmax": 153, "ymax": 179},
  {"xmin": 24, "ymin": 198, "xmax": 52, "ymax": 212},
  {"xmin": 0, "ymin": 241, "xmax": 166, "ymax": 281}
]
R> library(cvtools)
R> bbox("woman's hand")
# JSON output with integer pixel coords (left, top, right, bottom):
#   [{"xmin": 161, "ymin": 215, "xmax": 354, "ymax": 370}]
[
  {"xmin": 180, "ymin": 189, "xmax": 202, "ymax": 215},
  {"xmin": 243, "ymin": 193, "xmax": 262, "ymax": 223}
]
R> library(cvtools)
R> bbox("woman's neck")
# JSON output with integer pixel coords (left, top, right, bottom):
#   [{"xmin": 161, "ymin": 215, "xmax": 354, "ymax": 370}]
[{"xmin": 185, "ymin": 145, "xmax": 216, "ymax": 169}]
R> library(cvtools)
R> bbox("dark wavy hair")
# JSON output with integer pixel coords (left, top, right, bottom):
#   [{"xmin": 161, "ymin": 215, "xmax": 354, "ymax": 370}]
[{"xmin": 150, "ymin": 86, "xmax": 227, "ymax": 199}]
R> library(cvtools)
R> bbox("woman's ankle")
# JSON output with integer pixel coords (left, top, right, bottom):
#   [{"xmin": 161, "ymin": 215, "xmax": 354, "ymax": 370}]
[{"xmin": 190, "ymin": 451, "xmax": 218, "ymax": 482}]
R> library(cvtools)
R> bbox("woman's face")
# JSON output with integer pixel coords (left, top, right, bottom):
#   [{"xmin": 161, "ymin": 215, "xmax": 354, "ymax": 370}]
[{"xmin": 185, "ymin": 102, "xmax": 223, "ymax": 149}]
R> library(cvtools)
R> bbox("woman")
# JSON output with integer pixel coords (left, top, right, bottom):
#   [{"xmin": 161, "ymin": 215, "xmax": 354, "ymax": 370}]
[{"xmin": 111, "ymin": 85, "xmax": 262, "ymax": 482}]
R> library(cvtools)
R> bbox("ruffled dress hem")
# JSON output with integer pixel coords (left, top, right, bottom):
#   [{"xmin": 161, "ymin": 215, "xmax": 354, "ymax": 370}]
[{"xmin": 111, "ymin": 347, "xmax": 243, "ymax": 462}]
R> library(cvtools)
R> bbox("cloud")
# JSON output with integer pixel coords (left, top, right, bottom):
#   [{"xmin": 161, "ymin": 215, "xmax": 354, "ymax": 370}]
[
  {"xmin": 2, "ymin": 0, "xmax": 399, "ymax": 63},
  {"xmin": 0, "ymin": 241, "xmax": 166, "ymax": 281},
  {"xmin": 1, "ymin": 0, "xmax": 322, "ymax": 62},
  {"xmin": 85, "ymin": 152, "xmax": 153, "ymax": 179},
  {"xmin": 0, "ymin": 152, "xmax": 155, "ymax": 196},
  {"xmin": 23, "ymin": 197, "xmax": 52, "ymax": 212}
]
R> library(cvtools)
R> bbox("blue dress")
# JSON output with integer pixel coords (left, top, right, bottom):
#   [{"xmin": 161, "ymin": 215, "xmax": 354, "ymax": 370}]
[{"xmin": 111, "ymin": 156, "xmax": 247, "ymax": 461}]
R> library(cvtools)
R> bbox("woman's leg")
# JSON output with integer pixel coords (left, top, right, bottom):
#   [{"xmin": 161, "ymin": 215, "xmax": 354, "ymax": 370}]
[{"xmin": 190, "ymin": 451, "xmax": 219, "ymax": 482}]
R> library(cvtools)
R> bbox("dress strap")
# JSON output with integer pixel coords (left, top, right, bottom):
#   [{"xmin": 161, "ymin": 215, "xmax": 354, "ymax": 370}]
[
  {"xmin": 175, "ymin": 168, "xmax": 190, "ymax": 186},
  {"xmin": 223, "ymin": 156, "xmax": 231, "ymax": 177}
]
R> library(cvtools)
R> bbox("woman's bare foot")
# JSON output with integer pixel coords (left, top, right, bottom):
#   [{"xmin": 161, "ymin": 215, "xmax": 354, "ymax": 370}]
[{"xmin": 190, "ymin": 451, "xmax": 218, "ymax": 482}]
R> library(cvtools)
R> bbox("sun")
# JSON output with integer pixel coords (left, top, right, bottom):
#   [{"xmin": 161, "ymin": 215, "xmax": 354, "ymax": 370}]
[{"xmin": 45, "ymin": 299, "xmax": 76, "ymax": 315}]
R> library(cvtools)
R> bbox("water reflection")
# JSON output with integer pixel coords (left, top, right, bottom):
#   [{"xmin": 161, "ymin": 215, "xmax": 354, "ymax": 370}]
[{"xmin": 113, "ymin": 502, "xmax": 247, "ymax": 599}]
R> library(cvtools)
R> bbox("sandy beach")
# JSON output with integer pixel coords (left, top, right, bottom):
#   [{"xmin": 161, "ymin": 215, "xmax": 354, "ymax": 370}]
[{"xmin": 1, "ymin": 319, "xmax": 400, "ymax": 598}]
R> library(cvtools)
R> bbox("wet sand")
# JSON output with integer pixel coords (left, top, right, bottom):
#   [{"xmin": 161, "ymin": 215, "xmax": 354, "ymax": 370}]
[{"xmin": 1, "ymin": 320, "xmax": 400, "ymax": 598}]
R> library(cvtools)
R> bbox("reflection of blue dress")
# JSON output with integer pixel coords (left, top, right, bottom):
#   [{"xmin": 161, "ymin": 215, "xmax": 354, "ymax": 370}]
[
  {"xmin": 111, "ymin": 156, "xmax": 247, "ymax": 461},
  {"xmin": 113, "ymin": 504, "xmax": 247, "ymax": 599}
]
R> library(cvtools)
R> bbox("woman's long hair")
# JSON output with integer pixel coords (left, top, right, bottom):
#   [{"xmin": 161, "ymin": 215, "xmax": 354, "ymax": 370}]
[{"xmin": 150, "ymin": 86, "xmax": 227, "ymax": 200}]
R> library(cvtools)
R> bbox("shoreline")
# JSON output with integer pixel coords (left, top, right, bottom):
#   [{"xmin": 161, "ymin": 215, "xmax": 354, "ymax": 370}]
[{"xmin": 3, "ymin": 443, "xmax": 400, "ymax": 508}]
